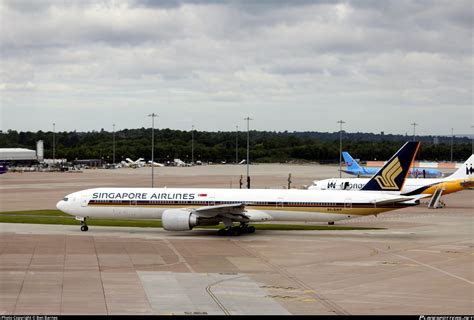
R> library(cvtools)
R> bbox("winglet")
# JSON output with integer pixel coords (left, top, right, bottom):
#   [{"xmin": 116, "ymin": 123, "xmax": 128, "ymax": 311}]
[{"xmin": 361, "ymin": 141, "xmax": 420, "ymax": 191}]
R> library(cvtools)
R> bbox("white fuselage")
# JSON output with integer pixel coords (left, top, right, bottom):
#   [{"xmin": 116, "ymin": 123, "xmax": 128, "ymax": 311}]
[
  {"xmin": 57, "ymin": 187, "xmax": 417, "ymax": 224},
  {"xmin": 308, "ymin": 178, "xmax": 444, "ymax": 193}
]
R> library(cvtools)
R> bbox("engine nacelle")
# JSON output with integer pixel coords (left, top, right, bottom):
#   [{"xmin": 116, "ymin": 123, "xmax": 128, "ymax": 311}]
[{"xmin": 162, "ymin": 209, "xmax": 198, "ymax": 231}]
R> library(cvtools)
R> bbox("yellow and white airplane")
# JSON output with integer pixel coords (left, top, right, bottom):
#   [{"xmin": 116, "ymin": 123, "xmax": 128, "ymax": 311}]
[
  {"xmin": 308, "ymin": 155, "xmax": 474, "ymax": 198},
  {"xmin": 57, "ymin": 141, "xmax": 425, "ymax": 235}
]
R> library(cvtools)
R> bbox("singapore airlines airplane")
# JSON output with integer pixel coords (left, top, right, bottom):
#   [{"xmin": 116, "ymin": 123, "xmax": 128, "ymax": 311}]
[
  {"xmin": 57, "ymin": 141, "xmax": 423, "ymax": 236},
  {"xmin": 309, "ymin": 155, "xmax": 474, "ymax": 198}
]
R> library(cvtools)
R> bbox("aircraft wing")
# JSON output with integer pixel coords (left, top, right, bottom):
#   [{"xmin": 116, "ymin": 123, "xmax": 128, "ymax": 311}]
[{"xmin": 192, "ymin": 203, "xmax": 247, "ymax": 219}]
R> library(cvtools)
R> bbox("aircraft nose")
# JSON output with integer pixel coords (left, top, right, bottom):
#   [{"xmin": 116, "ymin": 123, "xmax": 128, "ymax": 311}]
[{"xmin": 56, "ymin": 200, "xmax": 65, "ymax": 212}]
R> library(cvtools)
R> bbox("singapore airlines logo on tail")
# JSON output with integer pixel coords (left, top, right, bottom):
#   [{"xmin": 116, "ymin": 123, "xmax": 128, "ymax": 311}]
[{"xmin": 375, "ymin": 157, "xmax": 403, "ymax": 190}]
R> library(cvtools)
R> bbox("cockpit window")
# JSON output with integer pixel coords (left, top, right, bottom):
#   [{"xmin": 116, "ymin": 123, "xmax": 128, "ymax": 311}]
[{"xmin": 63, "ymin": 197, "xmax": 69, "ymax": 201}]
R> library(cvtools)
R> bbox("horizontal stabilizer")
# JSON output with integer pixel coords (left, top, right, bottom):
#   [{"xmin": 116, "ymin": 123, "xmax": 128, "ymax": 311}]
[{"xmin": 375, "ymin": 197, "xmax": 413, "ymax": 206}]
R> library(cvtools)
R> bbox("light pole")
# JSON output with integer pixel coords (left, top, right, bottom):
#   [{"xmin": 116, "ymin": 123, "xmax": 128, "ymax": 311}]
[
  {"xmin": 235, "ymin": 125, "xmax": 239, "ymax": 164},
  {"xmin": 244, "ymin": 117, "xmax": 253, "ymax": 188},
  {"xmin": 411, "ymin": 122, "xmax": 418, "ymax": 141},
  {"xmin": 52, "ymin": 123, "xmax": 56, "ymax": 165},
  {"xmin": 191, "ymin": 125, "xmax": 194, "ymax": 165},
  {"xmin": 337, "ymin": 120, "xmax": 345, "ymax": 178},
  {"xmin": 471, "ymin": 125, "xmax": 474, "ymax": 154},
  {"xmin": 450, "ymin": 128, "xmax": 454, "ymax": 162},
  {"xmin": 148, "ymin": 113, "xmax": 158, "ymax": 188},
  {"xmin": 112, "ymin": 124, "xmax": 116, "ymax": 165}
]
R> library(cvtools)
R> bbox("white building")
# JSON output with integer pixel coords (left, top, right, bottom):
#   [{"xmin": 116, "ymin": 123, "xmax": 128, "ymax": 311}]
[{"xmin": 0, "ymin": 148, "xmax": 37, "ymax": 161}]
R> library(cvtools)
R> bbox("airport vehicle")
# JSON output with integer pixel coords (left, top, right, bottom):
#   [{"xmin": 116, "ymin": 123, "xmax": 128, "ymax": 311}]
[
  {"xmin": 342, "ymin": 151, "xmax": 443, "ymax": 178},
  {"xmin": 309, "ymin": 154, "xmax": 474, "ymax": 200},
  {"xmin": 0, "ymin": 164, "xmax": 7, "ymax": 174},
  {"xmin": 57, "ymin": 142, "xmax": 424, "ymax": 235}
]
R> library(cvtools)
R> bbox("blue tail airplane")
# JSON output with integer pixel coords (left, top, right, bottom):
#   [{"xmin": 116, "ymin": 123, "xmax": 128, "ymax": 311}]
[{"xmin": 341, "ymin": 151, "xmax": 443, "ymax": 178}]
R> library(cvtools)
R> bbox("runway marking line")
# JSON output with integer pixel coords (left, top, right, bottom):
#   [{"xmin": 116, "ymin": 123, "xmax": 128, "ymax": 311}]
[{"xmin": 390, "ymin": 252, "xmax": 473, "ymax": 285}]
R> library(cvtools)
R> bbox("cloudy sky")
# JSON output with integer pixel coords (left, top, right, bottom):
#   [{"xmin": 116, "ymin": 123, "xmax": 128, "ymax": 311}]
[{"xmin": 1, "ymin": 0, "xmax": 472, "ymax": 135}]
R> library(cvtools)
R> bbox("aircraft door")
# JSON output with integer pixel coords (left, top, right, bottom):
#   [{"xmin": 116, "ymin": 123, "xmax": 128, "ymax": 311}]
[
  {"xmin": 80, "ymin": 194, "xmax": 89, "ymax": 207},
  {"xmin": 276, "ymin": 197, "xmax": 284, "ymax": 208},
  {"xmin": 344, "ymin": 198, "xmax": 352, "ymax": 209},
  {"xmin": 208, "ymin": 197, "xmax": 216, "ymax": 206}
]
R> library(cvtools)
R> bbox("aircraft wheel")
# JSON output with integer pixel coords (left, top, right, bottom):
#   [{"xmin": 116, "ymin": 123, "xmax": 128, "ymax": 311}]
[{"xmin": 81, "ymin": 225, "xmax": 88, "ymax": 232}]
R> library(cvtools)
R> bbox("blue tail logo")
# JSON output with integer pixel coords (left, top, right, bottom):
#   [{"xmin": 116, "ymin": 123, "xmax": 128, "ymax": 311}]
[{"xmin": 342, "ymin": 152, "xmax": 362, "ymax": 170}]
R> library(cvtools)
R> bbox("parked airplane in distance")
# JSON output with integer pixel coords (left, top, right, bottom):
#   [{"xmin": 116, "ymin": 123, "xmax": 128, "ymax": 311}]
[
  {"xmin": 57, "ymin": 142, "xmax": 425, "ymax": 236},
  {"xmin": 309, "ymin": 155, "xmax": 474, "ymax": 199},
  {"xmin": 174, "ymin": 159, "xmax": 187, "ymax": 167},
  {"xmin": 122, "ymin": 157, "xmax": 146, "ymax": 168},
  {"xmin": 341, "ymin": 151, "xmax": 443, "ymax": 178},
  {"xmin": 148, "ymin": 160, "xmax": 165, "ymax": 167}
]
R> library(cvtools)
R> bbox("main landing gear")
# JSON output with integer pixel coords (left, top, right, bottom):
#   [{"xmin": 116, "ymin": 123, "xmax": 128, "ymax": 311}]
[{"xmin": 217, "ymin": 224, "xmax": 256, "ymax": 236}]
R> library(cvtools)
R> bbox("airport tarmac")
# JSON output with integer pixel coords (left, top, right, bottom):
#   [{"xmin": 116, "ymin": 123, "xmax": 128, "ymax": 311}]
[{"xmin": 0, "ymin": 164, "xmax": 472, "ymax": 315}]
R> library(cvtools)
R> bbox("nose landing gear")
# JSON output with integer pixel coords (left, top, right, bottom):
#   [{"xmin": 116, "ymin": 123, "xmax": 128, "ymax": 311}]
[{"xmin": 76, "ymin": 216, "xmax": 88, "ymax": 232}]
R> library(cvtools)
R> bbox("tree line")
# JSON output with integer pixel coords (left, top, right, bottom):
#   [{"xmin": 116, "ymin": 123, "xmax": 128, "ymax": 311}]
[{"xmin": 0, "ymin": 128, "xmax": 471, "ymax": 163}]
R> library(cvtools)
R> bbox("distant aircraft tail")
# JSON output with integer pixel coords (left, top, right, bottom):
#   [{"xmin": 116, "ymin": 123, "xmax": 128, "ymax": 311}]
[
  {"xmin": 444, "ymin": 154, "xmax": 474, "ymax": 180},
  {"xmin": 361, "ymin": 141, "xmax": 420, "ymax": 191},
  {"xmin": 342, "ymin": 152, "xmax": 362, "ymax": 171}
]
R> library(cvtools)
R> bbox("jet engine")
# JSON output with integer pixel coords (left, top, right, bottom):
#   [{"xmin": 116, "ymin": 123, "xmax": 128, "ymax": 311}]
[
  {"xmin": 162, "ymin": 209, "xmax": 222, "ymax": 231},
  {"xmin": 162, "ymin": 209, "xmax": 198, "ymax": 231}
]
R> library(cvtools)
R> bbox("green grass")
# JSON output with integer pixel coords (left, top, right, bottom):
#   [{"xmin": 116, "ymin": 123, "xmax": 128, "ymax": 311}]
[
  {"xmin": 0, "ymin": 210, "xmax": 383, "ymax": 231},
  {"xmin": 0, "ymin": 210, "xmax": 70, "ymax": 217}
]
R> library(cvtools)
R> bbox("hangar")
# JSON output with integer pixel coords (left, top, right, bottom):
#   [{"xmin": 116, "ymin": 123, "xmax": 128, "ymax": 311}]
[
  {"xmin": 0, "ymin": 140, "xmax": 44, "ymax": 164},
  {"xmin": 0, "ymin": 148, "xmax": 37, "ymax": 161}
]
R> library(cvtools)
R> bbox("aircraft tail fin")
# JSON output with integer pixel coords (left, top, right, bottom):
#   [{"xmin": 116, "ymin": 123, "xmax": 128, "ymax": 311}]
[
  {"xmin": 342, "ymin": 152, "xmax": 362, "ymax": 171},
  {"xmin": 444, "ymin": 154, "xmax": 474, "ymax": 180},
  {"xmin": 361, "ymin": 141, "xmax": 420, "ymax": 192}
]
